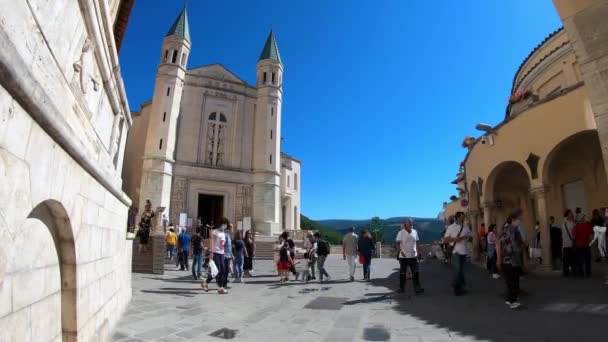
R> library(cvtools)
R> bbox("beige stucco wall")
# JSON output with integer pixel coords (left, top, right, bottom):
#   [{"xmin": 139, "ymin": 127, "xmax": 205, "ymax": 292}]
[
  {"xmin": 281, "ymin": 156, "xmax": 302, "ymax": 230},
  {"xmin": 444, "ymin": 199, "xmax": 465, "ymax": 221},
  {"xmin": 456, "ymin": 29, "xmax": 607, "ymax": 247},
  {"xmin": 0, "ymin": 1, "xmax": 132, "ymax": 341},
  {"xmin": 466, "ymin": 87, "xmax": 595, "ymax": 199}
]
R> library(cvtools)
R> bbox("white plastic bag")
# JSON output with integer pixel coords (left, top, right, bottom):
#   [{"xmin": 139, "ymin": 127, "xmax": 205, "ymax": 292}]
[{"xmin": 208, "ymin": 260, "xmax": 219, "ymax": 277}]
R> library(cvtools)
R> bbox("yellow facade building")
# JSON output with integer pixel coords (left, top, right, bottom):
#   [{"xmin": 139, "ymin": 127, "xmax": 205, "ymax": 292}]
[{"xmin": 443, "ymin": 27, "xmax": 608, "ymax": 266}]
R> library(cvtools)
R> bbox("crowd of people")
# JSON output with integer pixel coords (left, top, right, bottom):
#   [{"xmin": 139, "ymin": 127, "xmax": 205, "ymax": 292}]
[
  {"xmin": 276, "ymin": 228, "xmax": 375, "ymax": 283},
  {"xmin": 137, "ymin": 204, "xmax": 607, "ymax": 304},
  {"xmin": 441, "ymin": 207, "xmax": 608, "ymax": 310},
  {"xmin": 159, "ymin": 218, "xmax": 256, "ymax": 294}
]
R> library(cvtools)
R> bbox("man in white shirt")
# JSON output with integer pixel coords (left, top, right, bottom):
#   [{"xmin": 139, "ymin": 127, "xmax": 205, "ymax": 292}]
[
  {"xmin": 396, "ymin": 218, "xmax": 424, "ymax": 294},
  {"xmin": 342, "ymin": 227, "xmax": 359, "ymax": 281},
  {"xmin": 443, "ymin": 211, "xmax": 472, "ymax": 295}
]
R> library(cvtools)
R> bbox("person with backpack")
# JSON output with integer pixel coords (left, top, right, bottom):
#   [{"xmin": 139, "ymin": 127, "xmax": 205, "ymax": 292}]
[
  {"xmin": 314, "ymin": 232, "xmax": 331, "ymax": 282},
  {"xmin": 303, "ymin": 231, "xmax": 317, "ymax": 281},
  {"xmin": 177, "ymin": 228, "xmax": 191, "ymax": 271},
  {"xmin": 496, "ymin": 216, "xmax": 524, "ymax": 309},
  {"xmin": 277, "ymin": 241, "xmax": 293, "ymax": 283},
  {"xmin": 358, "ymin": 229, "xmax": 376, "ymax": 281},
  {"xmin": 443, "ymin": 211, "xmax": 472, "ymax": 296}
]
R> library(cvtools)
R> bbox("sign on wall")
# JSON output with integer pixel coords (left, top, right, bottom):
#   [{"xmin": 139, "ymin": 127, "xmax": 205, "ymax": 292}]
[
  {"xmin": 243, "ymin": 217, "xmax": 251, "ymax": 231},
  {"xmin": 179, "ymin": 213, "xmax": 187, "ymax": 227}
]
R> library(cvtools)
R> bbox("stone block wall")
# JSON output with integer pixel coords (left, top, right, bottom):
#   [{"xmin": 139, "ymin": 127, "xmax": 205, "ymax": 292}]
[
  {"xmin": 0, "ymin": 1, "xmax": 133, "ymax": 341},
  {"xmin": 132, "ymin": 236, "xmax": 166, "ymax": 274}
]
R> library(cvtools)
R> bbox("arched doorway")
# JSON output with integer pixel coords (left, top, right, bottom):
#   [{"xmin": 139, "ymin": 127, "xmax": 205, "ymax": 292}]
[
  {"xmin": 485, "ymin": 161, "xmax": 533, "ymax": 237},
  {"xmin": 1, "ymin": 200, "xmax": 77, "ymax": 341},
  {"xmin": 543, "ymin": 130, "xmax": 608, "ymax": 220}
]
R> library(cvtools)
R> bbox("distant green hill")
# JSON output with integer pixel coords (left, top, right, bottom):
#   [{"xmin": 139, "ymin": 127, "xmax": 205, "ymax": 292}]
[
  {"xmin": 316, "ymin": 217, "xmax": 444, "ymax": 245},
  {"xmin": 300, "ymin": 214, "xmax": 342, "ymax": 245}
]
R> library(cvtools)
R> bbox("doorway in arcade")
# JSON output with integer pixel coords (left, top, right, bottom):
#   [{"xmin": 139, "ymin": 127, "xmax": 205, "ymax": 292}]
[{"xmin": 198, "ymin": 194, "xmax": 224, "ymax": 238}]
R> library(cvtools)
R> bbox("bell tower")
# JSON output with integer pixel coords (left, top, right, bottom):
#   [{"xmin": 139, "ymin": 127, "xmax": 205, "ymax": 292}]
[
  {"xmin": 252, "ymin": 31, "xmax": 283, "ymax": 236},
  {"xmin": 139, "ymin": 7, "xmax": 191, "ymax": 217}
]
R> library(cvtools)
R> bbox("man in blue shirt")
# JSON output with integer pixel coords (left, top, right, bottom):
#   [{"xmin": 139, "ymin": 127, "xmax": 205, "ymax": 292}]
[
  {"xmin": 178, "ymin": 229, "xmax": 191, "ymax": 271},
  {"xmin": 223, "ymin": 224, "xmax": 233, "ymax": 287}
]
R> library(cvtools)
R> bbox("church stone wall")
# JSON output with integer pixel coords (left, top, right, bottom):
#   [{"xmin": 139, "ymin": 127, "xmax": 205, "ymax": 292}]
[
  {"xmin": 122, "ymin": 104, "xmax": 151, "ymax": 211},
  {"xmin": 1, "ymin": 1, "xmax": 132, "ymax": 341}
]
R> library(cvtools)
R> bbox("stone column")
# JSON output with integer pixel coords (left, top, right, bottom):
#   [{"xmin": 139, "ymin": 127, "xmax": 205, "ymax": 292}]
[
  {"xmin": 469, "ymin": 210, "xmax": 480, "ymax": 260},
  {"xmin": 482, "ymin": 202, "xmax": 493, "ymax": 231},
  {"xmin": 553, "ymin": 0, "xmax": 608, "ymax": 181},
  {"xmin": 531, "ymin": 187, "xmax": 552, "ymax": 270}
]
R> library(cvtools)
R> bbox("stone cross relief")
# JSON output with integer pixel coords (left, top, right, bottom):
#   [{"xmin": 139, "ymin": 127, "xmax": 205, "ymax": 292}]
[{"xmin": 73, "ymin": 39, "xmax": 100, "ymax": 94}]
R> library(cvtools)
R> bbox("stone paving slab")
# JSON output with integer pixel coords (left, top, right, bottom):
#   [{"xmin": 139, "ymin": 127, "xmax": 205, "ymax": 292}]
[{"xmin": 112, "ymin": 256, "xmax": 608, "ymax": 341}]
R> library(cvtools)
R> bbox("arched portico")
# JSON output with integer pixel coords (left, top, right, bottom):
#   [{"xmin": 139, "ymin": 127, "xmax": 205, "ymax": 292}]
[
  {"xmin": 484, "ymin": 161, "xmax": 534, "ymax": 237},
  {"xmin": 542, "ymin": 130, "xmax": 608, "ymax": 219}
]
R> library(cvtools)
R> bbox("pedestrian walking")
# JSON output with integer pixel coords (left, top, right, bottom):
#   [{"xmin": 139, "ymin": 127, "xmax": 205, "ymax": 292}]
[
  {"xmin": 443, "ymin": 211, "xmax": 471, "ymax": 296},
  {"xmin": 396, "ymin": 218, "xmax": 424, "ymax": 294},
  {"xmin": 204, "ymin": 218, "xmax": 229, "ymax": 294},
  {"xmin": 165, "ymin": 227, "xmax": 177, "ymax": 259},
  {"xmin": 244, "ymin": 230, "xmax": 255, "ymax": 277},
  {"xmin": 136, "ymin": 200, "xmax": 154, "ymax": 253},
  {"xmin": 497, "ymin": 216, "xmax": 524, "ymax": 309},
  {"xmin": 303, "ymin": 231, "xmax": 317, "ymax": 281},
  {"xmin": 162, "ymin": 213, "xmax": 168, "ymax": 233},
  {"xmin": 280, "ymin": 232, "xmax": 300, "ymax": 280},
  {"xmin": 486, "ymin": 224, "xmax": 499, "ymax": 279},
  {"xmin": 191, "ymin": 229, "xmax": 203, "ymax": 279},
  {"xmin": 562, "ymin": 209, "xmax": 576, "ymax": 277},
  {"xmin": 314, "ymin": 232, "xmax": 331, "ymax": 282},
  {"xmin": 549, "ymin": 216, "xmax": 563, "ymax": 270},
  {"xmin": 358, "ymin": 229, "xmax": 375, "ymax": 281},
  {"xmin": 342, "ymin": 227, "xmax": 359, "ymax": 281},
  {"xmin": 590, "ymin": 209, "xmax": 607, "ymax": 260},
  {"xmin": 223, "ymin": 223, "xmax": 234, "ymax": 287},
  {"xmin": 177, "ymin": 228, "xmax": 191, "ymax": 271},
  {"xmin": 232, "ymin": 230, "xmax": 247, "ymax": 283},
  {"xmin": 201, "ymin": 250, "xmax": 219, "ymax": 292}
]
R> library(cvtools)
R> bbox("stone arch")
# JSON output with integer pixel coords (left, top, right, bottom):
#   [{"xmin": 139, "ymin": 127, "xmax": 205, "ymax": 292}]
[
  {"xmin": 484, "ymin": 161, "xmax": 533, "ymax": 233},
  {"xmin": 542, "ymin": 129, "xmax": 608, "ymax": 219},
  {"xmin": 26, "ymin": 200, "xmax": 78, "ymax": 342}
]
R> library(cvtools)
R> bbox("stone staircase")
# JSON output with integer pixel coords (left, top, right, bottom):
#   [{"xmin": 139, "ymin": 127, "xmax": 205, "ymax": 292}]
[{"xmin": 131, "ymin": 235, "xmax": 165, "ymax": 274}]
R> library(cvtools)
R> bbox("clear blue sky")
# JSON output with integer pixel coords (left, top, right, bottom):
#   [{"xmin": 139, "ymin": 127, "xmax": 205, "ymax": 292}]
[{"xmin": 119, "ymin": 0, "xmax": 562, "ymax": 220}]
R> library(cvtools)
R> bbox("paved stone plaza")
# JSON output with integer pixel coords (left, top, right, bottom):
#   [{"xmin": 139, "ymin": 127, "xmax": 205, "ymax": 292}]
[{"xmin": 112, "ymin": 256, "xmax": 608, "ymax": 342}]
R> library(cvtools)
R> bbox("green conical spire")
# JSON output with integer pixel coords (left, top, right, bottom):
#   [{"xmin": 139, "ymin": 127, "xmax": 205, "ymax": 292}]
[
  {"xmin": 166, "ymin": 7, "xmax": 190, "ymax": 42},
  {"xmin": 258, "ymin": 30, "xmax": 282, "ymax": 63}
]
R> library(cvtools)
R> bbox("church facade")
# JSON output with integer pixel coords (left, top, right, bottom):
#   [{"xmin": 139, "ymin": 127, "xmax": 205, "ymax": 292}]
[{"xmin": 123, "ymin": 8, "xmax": 301, "ymax": 236}]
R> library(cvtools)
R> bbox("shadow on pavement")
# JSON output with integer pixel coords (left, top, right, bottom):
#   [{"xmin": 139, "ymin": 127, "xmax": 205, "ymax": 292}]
[{"xmin": 368, "ymin": 259, "xmax": 608, "ymax": 342}]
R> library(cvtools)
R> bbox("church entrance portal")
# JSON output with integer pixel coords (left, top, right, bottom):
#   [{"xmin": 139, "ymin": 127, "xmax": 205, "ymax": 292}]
[{"xmin": 198, "ymin": 194, "xmax": 224, "ymax": 237}]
